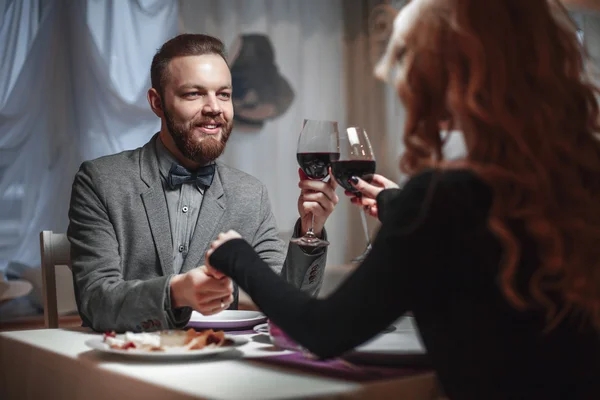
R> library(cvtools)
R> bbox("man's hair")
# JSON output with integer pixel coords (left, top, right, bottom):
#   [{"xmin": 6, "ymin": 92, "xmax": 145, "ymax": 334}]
[{"xmin": 150, "ymin": 34, "xmax": 228, "ymax": 97}]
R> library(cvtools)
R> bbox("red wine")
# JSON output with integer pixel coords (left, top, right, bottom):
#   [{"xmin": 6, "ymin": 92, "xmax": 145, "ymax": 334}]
[
  {"xmin": 297, "ymin": 152, "xmax": 340, "ymax": 179},
  {"xmin": 331, "ymin": 160, "xmax": 376, "ymax": 192}
]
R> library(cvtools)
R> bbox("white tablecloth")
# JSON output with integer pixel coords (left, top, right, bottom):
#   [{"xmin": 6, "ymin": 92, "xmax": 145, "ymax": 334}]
[{"xmin": 0, "ymin": 322, "xmax": 439, "ymax": 400}]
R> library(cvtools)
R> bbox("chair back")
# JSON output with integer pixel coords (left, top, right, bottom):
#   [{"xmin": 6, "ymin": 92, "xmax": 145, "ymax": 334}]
[{"xmin": 39, "ymin": 231, "xmax": 71, "ymax": 328}]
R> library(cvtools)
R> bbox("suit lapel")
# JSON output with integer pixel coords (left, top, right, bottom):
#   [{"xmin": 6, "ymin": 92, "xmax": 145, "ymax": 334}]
[
  {"xmin": 141, "ymin": 188, "xmax": 173, "ymax": 276},
  {"xmin": 140, "ymin": 135, "xmax": 173, "ymax": 276},
  {"xmin": 180, "ymin": 167, "xmax": 226, "ymax": 273}
]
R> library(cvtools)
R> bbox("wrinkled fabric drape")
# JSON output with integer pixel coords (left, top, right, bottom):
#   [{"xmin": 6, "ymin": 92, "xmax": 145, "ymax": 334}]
[
  {"xmin": 0, "ymin": 0, "xmax": 177, "ymax": 271},
  {"xmin": 1, "ymin": 0, "xmax": 353, "ymax": 274}
]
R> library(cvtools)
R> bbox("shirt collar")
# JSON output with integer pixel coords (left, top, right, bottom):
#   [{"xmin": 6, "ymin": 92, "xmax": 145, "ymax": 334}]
[{"xmin": 155, "ymin": 136, "xmax": 180, "ymax": 180}]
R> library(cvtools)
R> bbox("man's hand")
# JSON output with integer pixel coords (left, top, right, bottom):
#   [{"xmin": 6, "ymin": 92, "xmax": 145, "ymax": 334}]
[
  {"xmin": 297, "ymin": 168, "xmax": 339, "ymax": 237},
  {"xmin": 170, "ymin": 266, "xmax": 233, "ymax": 315},
  {"xmin": 345, "ymin": 174, "xmax": 399, "ymax": 219}
]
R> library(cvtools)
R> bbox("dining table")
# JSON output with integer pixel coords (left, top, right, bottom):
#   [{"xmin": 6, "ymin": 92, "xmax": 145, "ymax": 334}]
[{"xmin": 0, "ymin": 315, "xmax": 441, "ymax": 400}]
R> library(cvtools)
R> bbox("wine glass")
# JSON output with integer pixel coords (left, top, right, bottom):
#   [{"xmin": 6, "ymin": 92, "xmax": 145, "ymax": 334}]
[
  {"xmin": 291, "ymin": 119, "xmax": 340, "ymax": 248},
  {"xmin": 330, "ymin": 127, "xmax": 376, "ymax": 262}
]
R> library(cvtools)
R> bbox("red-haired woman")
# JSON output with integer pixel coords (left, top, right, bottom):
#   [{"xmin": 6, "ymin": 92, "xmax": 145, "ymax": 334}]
[{"xmin": 205, "ymin": 0, "xmax": 600, "ymax": 398}]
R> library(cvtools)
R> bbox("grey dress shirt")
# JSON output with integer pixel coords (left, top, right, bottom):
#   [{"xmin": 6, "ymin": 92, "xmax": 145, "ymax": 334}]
[
  {"xmin": 155, "ymin": 139, "xmax": 207, "ymax": 274},
  {"xmin": 154, "ymin": 138, "xmax": 324, "ymax": 275}
]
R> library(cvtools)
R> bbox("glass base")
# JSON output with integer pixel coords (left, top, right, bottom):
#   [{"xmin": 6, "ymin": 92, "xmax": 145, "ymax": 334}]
[
  {"xmin": 351, "ymin": 243, "xmax": 372, "ymax": 263},
  {"xmin": 290, "ymin": 233, "xmax": 330, "ymax": 248}
]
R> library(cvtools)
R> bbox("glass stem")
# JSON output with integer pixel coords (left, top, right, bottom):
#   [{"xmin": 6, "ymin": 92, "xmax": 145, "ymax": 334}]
[
  {"xmin": 307, "ymin": 213, "xmax": 316, "ymax": 236},
  {"xmin": 360, "ymin": 209, "xmax": 370, "ymax": 245}
]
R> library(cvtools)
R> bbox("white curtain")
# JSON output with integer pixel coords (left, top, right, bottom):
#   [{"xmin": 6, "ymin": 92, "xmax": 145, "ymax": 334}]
[
  {"xmin": 0, "ymin": 0, "xmax": 177, "ymax": 272},
  {"xmin": 1, "ymin": 0, "xmax": 74, "ymax": 270},
  {"xmin": 0, "ymin": 0, "xmax": 351, "ymax": 277}
]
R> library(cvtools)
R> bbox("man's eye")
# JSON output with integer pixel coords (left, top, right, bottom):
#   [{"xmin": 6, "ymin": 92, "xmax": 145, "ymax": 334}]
[
  {"xmin": 219, "ymin": 92, "xmax": 231, "ymax": 99},
  {"xmin": 184, "ymin": 92, "xmax": 200, "ymax": 97}
]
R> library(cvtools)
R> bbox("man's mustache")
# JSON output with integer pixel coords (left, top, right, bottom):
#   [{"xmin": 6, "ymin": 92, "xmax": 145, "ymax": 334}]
[{"xmin": 193, "ymin": 116, "xmax": 227, "ymax": 126}]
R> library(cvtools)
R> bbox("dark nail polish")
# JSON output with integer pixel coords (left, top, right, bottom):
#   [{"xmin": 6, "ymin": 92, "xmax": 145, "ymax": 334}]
[{"xmin": 349, "ymin": 176, "xmax": 359, "ymax": 185}]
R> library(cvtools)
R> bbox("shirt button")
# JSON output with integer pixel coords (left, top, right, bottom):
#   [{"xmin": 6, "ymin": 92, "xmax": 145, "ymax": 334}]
[
  {"xmin": 182, "ymin": 206, "xmax": 189, "ymax": 213},
  {"xmin": 178, "ymin": 244, "xmax": 185, "ymax": 252}
]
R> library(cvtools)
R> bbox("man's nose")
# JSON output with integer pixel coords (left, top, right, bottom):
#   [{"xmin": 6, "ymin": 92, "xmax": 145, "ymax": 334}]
[{"xmin": 202, "ymin": 94, "xmax": 222, "ymax": 115}]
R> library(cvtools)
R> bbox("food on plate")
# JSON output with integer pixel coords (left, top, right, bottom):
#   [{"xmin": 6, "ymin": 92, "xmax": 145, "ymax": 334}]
[
  {"xmin": 102, "ymin": 329, "xmax": 228, "ymax": 352},
  {"xmin": 183, "ymin": 327, "xmax": 226, "ymax": 349}
]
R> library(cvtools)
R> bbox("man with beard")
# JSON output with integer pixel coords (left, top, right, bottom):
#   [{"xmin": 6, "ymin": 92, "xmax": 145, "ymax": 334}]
[{"xmin": 67, "ymin": 34, "xmax": 338, "ymax": 332}]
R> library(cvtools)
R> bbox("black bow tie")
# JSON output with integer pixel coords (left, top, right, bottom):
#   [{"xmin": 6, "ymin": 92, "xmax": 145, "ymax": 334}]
[{"xmin": 167, "ymin": 163, "xmax": 216, "ymax": 190}]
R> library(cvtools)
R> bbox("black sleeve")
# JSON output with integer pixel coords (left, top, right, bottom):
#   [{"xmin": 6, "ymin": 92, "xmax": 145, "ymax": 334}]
[
  {"xmin": 376, "ymin": 188, "xmax": 402, "ymax": 222},
  {"xmin": 210, "ymin": 170, "xmax": 448, "ymax": 359}
]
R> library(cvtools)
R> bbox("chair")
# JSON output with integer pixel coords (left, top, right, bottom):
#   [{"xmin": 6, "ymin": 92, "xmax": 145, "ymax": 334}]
[{"xmin": 39, "ymin": 231, "xmax": 71, "ymax": 328}]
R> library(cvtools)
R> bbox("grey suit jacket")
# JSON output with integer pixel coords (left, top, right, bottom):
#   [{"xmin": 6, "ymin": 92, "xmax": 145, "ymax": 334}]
[{"xmin": 67, "ymin": 135, "xmax": 327, "ymax": 332}]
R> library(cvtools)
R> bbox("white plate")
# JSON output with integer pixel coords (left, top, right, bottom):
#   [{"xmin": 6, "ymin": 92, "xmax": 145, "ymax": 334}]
[
  {"xmin": 85, "ymin": 335, "xmax": 248, "ymax": 359},
  {"xmin": 187, "ymin": 310, "xmax": 267, "ymax": 330},
  {"xmin": 253, "ymin": 322, "xmax": 269, "ymax": 334}
]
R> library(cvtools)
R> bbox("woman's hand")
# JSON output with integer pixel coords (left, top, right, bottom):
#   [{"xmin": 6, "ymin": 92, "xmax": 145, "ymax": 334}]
[
  {"xmin": 205, "ymin": 230, "xmax": 243, "ymax": 271},
  {"xmin": 345, "ymin": 174, "xmax": 399, "ymax": 219}
]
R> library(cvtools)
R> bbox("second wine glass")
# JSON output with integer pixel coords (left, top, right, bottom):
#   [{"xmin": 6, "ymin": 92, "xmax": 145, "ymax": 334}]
[
  {"xmin": 330, "ymin": 127, "xmax": 376, "ymax": 262},
  {"xmin": 291, "ymin": 119, "xmax": 340, "ymax": 248}
]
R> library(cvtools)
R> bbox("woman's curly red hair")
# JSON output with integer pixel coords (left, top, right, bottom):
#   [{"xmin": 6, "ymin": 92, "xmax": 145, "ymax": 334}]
[{"xmin": 389, "ymin": 0, "xmax": 600, "ymax": 331}]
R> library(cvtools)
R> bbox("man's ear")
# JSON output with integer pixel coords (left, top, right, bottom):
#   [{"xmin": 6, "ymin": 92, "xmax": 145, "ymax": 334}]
[{"xmin": 147, "ymin": 88, "xmax": 164, "ymax": 118}]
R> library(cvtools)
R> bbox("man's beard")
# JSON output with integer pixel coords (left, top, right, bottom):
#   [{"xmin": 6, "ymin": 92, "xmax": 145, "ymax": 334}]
[{"xmin": 164, "ymin": 105, "xmax": 233, "ymax": 165}]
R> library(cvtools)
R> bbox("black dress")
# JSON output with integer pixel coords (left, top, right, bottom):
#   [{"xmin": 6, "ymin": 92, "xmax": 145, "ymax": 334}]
[{"xmin": 210, "ymin": 169, "xmax": 600, "ymax": 400}]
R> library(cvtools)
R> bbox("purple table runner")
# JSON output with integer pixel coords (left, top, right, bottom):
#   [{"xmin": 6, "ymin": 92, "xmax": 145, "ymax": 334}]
[
  {"xmin": 225, "ymin": 330, "xmax": 430, "ymax": 382},
  {"xmin": 250, "ymin": 351, "xmax": 429, "ymax": 382}
]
